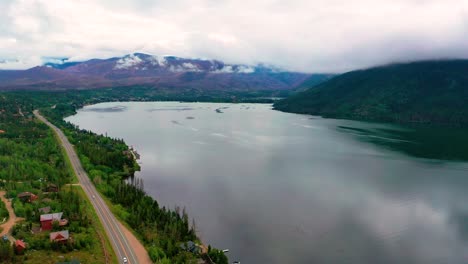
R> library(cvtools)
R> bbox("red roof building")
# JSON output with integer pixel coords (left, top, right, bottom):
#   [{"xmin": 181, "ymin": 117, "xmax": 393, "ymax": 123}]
[
  {"xmin": 50, "ymin": 230, "xmax": 69, "ymax": 243},
  {"xmin": 15, "ymin": 239, "xmax": 26, "ymax": 253},
  {"xmin": 17, "ymin": 192, "xmax": 38, "ymax": 203},
  {"xmin": 40, "ymin": 212, "xmax": 63, "ymax": 231}
]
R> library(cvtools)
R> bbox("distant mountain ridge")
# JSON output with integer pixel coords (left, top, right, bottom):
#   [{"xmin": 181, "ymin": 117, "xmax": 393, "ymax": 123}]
[
  {"xmin": 0, "ymin": 53, "xmax": 328, "ymax": 91},
  {"xmin": 274, "ymin": 60, "xmax": 468, "ymax": 126},
  {"xmin": 45, "ymin": 53, "xmax": 261, "ymax": 74}
]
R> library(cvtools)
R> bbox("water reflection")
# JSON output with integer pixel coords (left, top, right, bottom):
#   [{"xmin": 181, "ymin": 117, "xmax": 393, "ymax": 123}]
[
  {"xmin": 337, "ymin": 123, "xmax": 468, "ymax": 161},
  {"xmin": 66, "ymin": 102, "xmax": 468, "ymax": 264},
  {"xmin": 83, "ymin": 105, "xmax": 127, "ymax": 112}
]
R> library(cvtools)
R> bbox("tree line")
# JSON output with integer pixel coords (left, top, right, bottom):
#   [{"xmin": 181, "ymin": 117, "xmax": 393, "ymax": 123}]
[{"xmin": 36, "ymin": 93, "xmax": 228, "ymax": 263}]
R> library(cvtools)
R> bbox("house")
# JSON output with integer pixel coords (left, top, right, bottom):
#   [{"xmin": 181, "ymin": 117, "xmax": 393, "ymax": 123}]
[
  {"xmin": 38, "ymin": 206, "xmax": 51, "ymax": 214},
  {"xmin": 181, "ymin": 241, "xmax": 201, "ymax": 254},
  {"xmin": 40, "ymin": 212, "xmax": 65, "ymax": 230},
  {"xmin": 15, "ymin": 239, "xmax": 26, "ymax": 253},
  {"xmin": 17, "ymin": 192, "xmax": 38, "ymax": 203},
  {"xmin": 50, "ymin": 230, "xmax": 69, "ymax": 243}
]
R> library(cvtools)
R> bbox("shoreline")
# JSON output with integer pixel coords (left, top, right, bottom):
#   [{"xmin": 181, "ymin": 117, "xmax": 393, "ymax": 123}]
[{"xmin": 53, "ymin": 103, "xmax": 225, "ymax": 263}]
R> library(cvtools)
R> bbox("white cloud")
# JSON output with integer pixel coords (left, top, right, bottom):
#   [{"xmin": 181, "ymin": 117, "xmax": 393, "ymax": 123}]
[
  {"xmin": 0, "ymin": 0, "xmax": 467, "ymax": 72},
  {"xmin": 0, "ymin": 56, "xmax": 42, "ymax": 70}
]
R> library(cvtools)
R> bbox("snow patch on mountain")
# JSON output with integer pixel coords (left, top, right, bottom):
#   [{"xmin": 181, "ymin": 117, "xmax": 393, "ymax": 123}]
[
  {"xmin": 114, "ymin": 54, "xmax": 143, "ymax": 69},
  {"xmin": 236, "ymin": 65, "xmax": 255, "ymax": 73},
  {"xmin": 214, "ymin": 65, "xmax": 255, "ymax": 74},
  {"xmin": 168, "ymin": 65, "xmax": 182, "ymax": 72},
  {"xmin": 150, "ymin": 55, "xmax": 167, "ymax": 67},
  {"xmin": 214, "ymin": 65, "xmax": 234, "ymax": 73},
  {"xmin": 181, "ymin": 62, "xmax": 201, "ymax": 72},
  {"xmin": 168, "ymin": 62, "xmax": 202, "ymax": 72}
]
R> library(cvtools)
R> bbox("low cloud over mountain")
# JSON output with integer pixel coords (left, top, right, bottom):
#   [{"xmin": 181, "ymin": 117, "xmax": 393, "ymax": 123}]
[{"xmin": 0, "ymin": 53, "xmax": 324, "ymax": 91}]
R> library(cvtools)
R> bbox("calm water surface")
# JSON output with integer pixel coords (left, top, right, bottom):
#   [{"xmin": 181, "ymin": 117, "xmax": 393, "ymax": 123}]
[{"xmin": 66, "ymin": 102, "xmax": 468, "ymax": 264}]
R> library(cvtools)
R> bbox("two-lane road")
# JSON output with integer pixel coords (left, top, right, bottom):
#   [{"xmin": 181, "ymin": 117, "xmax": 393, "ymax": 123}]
[{"xmin": 34, "ymin": 110, "xmax": 147, "ymax": 264}]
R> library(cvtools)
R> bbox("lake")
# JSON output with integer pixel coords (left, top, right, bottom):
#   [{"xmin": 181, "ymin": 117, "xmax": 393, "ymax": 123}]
[{"xmin": 66, "ymin": 102, "xmax": 468, "ymax": 264}]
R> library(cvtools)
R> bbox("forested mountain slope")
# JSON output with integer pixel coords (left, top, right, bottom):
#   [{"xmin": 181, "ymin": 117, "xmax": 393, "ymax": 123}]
[{"xmin": 274, "ymin": 60, "xmax": 468, "ymax": 126}]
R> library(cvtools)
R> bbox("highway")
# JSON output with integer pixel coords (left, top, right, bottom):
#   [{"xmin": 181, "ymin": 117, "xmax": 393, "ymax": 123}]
[{"xmin": 34, "ymin": 110, "xmax": 140, "ymax": 264}]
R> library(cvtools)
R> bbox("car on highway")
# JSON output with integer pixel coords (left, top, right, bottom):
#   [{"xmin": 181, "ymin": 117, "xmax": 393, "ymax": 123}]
[{"xmin": 122, "ymin": 257, "xmax": 128, "ymax": 263}]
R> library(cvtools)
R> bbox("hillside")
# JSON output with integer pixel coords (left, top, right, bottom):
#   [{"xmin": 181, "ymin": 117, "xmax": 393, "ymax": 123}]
[
  {"xmin": 0, "ymin": 53, "xmax": 324, "ymax": 92},
  {"xmin": 274, "ymin": 60, "xmax": 468, "ymax": 126},
  {"xmin": 292, "ymin": 73, "xmax": 335, "ymax": 92}
]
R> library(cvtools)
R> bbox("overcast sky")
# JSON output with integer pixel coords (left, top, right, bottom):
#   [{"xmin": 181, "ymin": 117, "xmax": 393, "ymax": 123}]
[{"xmin": 0, "ymin": 0, "xmax": 467, "ymax": 72}]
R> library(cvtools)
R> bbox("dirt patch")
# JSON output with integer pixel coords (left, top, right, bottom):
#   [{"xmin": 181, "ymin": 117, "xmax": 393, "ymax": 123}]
[
  {"xmin": 117, "ymin": 221, "xmax": 152, "ymax": 264},
  {"xmin": 0, "ymin": 191, "xmax": 16, "ymax": 237}
]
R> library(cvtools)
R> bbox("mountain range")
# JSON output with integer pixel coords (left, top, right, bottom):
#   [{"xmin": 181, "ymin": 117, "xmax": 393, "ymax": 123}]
[{"xmin": 0, "ymin": 53, "xmax": 329, "ymax": 91}]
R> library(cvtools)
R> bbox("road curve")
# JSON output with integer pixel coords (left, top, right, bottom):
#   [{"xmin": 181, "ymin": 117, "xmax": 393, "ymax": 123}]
[
  {"xmin": 0, "ymin": 191, "xmax": 17, "ymax": 237},
  {"xmin": 34, "ymin": 110, "xmax": 150, "ymax": 264}
]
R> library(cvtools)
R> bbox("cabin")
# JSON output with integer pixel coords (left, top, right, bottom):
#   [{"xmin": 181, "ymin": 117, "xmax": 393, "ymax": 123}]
[
  {"xmin": 50, "ymin": 230, "xmax": 69, "ymax": 243},
  {"xmin": 38, "ymin": 206, "xmax": 51, "ymax": 214},
  {"xmin": 40, "ymin": 212, "xmax": 67, "ymax": 230},
  {"xmin": 15, "ymin": 239, "xmax": 26, "ymax": 253},
  {"xmin": 17, "ymin": 192, "xmax": 38, "ymax": 203}
]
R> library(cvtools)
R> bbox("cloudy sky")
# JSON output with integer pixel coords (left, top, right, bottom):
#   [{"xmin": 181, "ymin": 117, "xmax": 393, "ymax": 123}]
[{"xmin": 0, "ymin": 0, "xmax": 467, "ymax": 72}]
